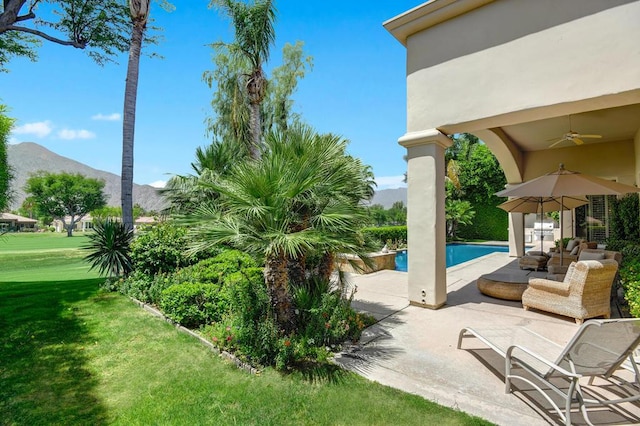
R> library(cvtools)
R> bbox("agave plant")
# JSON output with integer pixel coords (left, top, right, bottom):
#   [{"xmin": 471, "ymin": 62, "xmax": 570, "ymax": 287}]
[{"xmin": 84, "ymin": 219, "xmax": 134, "ymax": 277}]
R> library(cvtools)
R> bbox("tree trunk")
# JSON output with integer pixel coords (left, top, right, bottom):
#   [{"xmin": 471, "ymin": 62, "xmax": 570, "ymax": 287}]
[
  {"xmin": 287, "ymin": 254, "xmax": 306, "ymax": 288},
  {"xmin": 121, "ymin": 18, "xmax": 145, "ymax": 233},
  {"xmin": 248, "ymin": 101, "xmax": 262, "ymax": 160},
  {"xmin": 264, "ymin": 250, "xmax": 295, "ymax": 334},
  {"xmin": 317, "ymin": 251, "xmax": 335, "ymax": 283},
  {"xmin": 246, "ymin": 67, "xmax": 265, "ymax": 160},
  {"xmin": 65, "ymin": 216, "xmax": 74, "ymax": 237}
]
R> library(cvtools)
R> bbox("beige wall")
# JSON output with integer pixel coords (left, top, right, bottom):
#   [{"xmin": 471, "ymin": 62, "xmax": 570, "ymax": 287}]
[
  {"xmin": 523, "ymin": 140, "xmax": 636, "ymax": 184},
  {"xmin": 405, "ymin": 0, "xmax": 640, "ymax": 133},
  {"xmin": 635, "ymin": 129, "xmax": 640, "ymax": 185}
]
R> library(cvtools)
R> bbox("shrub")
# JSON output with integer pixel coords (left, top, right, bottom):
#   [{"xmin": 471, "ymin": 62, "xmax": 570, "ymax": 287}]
[
  {"xmin": 217, "ymin": 267, "xmax": 280, "ymax": 366},
  {"xmin": 170, "ymin": 250, "xmax": 259, "ymax": 285},
  {"xmin": 293, "ymin": 278, "xmax": 373, "ymax": 347},
  {"xmin": 130, "ymin": 223, "xmax": 188, "ymax": 275},
  {"xmin": 609, "ymin": 240, "xmax": 640, "ymax": 317},
  {"xmin": 117, "ymin": 272, "xmax": 175, "ymax": 305},
  {"xmin": 160, "ymin": 282, "xmax": 227, "ymax": 328},
  {"xmin": 362, "ymin": 226, "xmax": 407, "ymax": 249},
  {"xmin": 204, "ymin": 273, "xmax": 375, "ymax": 370}
]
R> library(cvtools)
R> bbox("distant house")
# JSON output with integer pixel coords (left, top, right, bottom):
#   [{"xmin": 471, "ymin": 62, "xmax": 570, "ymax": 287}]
[
  {"xmin": 134, "ymin": 216, "xmax": 157, "ymax": 229},
  {"xmin": 0, "ymin": 213, "xmax": 38, "ymax": 232},
  {"xmin": 53, "ymin": 215, "xmax": 94, "ymax": 233},
  {"xmin": 52, "ymin": 214, "xmax": 159, "ymax": 233}
]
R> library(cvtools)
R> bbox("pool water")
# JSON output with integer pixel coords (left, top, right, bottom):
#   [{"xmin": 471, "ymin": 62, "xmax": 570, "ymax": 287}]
[{"xmin": 395, "ymin": 244, "xmax": 509, "ymax": 272}]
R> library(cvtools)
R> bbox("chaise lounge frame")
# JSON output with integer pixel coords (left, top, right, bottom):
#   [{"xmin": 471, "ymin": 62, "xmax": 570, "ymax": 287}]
[{"xmin": 457, "ymin": 319, "xmax": 640, "ymax": 425}]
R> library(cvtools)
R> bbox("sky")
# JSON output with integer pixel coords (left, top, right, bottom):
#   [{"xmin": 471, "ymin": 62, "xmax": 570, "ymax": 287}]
[{"xmin": 2, "ymin": 1, "xmax": 421, "ymax": 190}]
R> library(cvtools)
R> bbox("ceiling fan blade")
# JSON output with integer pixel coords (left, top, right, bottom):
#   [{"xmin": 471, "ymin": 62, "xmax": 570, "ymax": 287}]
[
  {"xmin": 573, "ymin": 137, "xmax": 585, "ymax": 145},
  {"xmin": 549, "ymin": 138, "xmax": 566, "ymax": 148},
  {"xmin": 578, "ymin": 134, "xmax": 602, "ymax": 139}
]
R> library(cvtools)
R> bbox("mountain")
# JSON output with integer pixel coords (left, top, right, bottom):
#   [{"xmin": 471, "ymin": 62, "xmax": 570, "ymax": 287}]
[
  {"xmin": 367, "ymin": 188, "xmax": 407, "ymax": 209},
  {"xmin": 6, "ymin": 142, "xmax": 407, "ymax": 212},
  {"xmin": 7, "ymin": 142, "xmax": 166, "ymax": 212}
]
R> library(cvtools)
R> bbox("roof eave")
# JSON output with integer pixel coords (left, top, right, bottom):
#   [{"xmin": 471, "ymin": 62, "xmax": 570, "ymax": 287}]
[{"xmin": 383, "ymin": 0, "xmax": 496, "ymax": 46}]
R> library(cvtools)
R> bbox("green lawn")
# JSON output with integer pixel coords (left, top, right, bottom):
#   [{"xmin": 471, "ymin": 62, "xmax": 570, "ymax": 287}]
[
  {"xmin": 0, "ymin": 232, "xmax": 90, "ymax": 252},
  {"xmin": 0, "ymin": 233, "xmax": 492, "ymax": 425},
  {"xmin": 0, "ymin": 232, "xmax": 98, "ymax": 282}
]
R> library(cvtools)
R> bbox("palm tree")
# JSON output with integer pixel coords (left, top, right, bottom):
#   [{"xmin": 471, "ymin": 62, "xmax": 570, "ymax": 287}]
[
  {"xmin": 212, "ymin": 0, "xmax": 276, "ymax": 160},
  {"xmin": 186, "ymin": 124, "xmax": 374, "ymax": 333},
  {"xmin": 445, "ymin": 199, "xmax": 475, "ymax": 240},
  {"xmin": 121, "ymin": 0, "xmax": 151, "ymax": 232}
]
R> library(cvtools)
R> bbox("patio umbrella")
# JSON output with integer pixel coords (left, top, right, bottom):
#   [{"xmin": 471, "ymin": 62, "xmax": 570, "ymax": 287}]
[
  {"xmin": 496, "ymin": 164, "xmax": 640, "ymax": 262},
  {"xmin": 497, "ymin": 195, "xmax": 589, "ymax": 252}
]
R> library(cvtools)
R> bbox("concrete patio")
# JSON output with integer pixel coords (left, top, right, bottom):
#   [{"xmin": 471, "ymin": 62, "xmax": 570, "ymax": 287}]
[{"xmin": 336, "ymin": 251, "xmax": 639, "ymax": 425}]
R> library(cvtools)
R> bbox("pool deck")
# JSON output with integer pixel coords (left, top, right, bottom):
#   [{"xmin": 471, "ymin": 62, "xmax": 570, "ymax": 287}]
[{"xmin": 336, "ymin": 244, "xmax": 639, "ymax": 425}]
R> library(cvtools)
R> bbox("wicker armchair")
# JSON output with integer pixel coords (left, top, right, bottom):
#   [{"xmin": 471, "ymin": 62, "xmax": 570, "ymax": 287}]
[{"xmin": 523, "ymin": 259, "xmax": 619, "ymax": 324}]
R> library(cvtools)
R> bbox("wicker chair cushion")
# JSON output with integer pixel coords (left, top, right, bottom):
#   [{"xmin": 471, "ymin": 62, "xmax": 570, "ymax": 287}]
[
  {"xmin": 579, "ymin": 251, "xmax": 606, "ymax": 261},
  {"xmin": 528, "ymin": 278, "xmax": 571, "ymax": 296}
]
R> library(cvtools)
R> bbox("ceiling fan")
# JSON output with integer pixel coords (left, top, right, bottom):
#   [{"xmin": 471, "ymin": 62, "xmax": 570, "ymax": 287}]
[{"xmin": 548, "ymin": 115, "xmax": 602, "ymax": 148}]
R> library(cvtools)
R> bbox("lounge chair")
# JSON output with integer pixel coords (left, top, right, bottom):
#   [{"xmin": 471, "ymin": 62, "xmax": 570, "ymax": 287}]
[
  {"xmin": 518, "ymin": 250, "xmax": 549, "ymax": 271},
  {"xmin": 457, "ymin": 319, "xmax": 640, "ymax": 425},
  {"xmin": 523, "ymin": 259, "xmax": 618, "ymax": 324}
]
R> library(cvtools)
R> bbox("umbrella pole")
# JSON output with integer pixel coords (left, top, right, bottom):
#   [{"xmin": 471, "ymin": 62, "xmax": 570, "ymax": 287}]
[
  {"xmin": 560, "ymin": 196, "xmax": 564, "ymax": 265},
  {"xmin": 540, "ymin": 200, "xmax": 544, "ymax": 252}
]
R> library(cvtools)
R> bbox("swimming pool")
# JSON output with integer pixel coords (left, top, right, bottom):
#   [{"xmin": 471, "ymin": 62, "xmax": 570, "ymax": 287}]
[{"xmin": 394, "ymin": 244, "xmax": 509, "ymax": 272}]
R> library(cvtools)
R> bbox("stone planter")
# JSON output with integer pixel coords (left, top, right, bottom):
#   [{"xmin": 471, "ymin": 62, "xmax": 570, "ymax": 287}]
[{"xmin": 337, "ymin": 251, "xmax": 397, "ymax": 274}]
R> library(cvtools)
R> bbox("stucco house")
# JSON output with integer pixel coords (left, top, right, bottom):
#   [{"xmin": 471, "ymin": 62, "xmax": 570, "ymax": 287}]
[
  {"xmin": 384, "ymin": 0, "xmax": 640, "ymax": 308},
  {"xmin": 0, "ymin": 213, "xmax": 37, "ymax": 232}
]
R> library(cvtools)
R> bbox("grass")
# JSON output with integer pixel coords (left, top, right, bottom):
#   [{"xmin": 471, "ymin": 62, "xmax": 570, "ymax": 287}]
[
  {"xmin": 0, "ymin": 233, "xmax": 99, "ymax": 282},
  {"xmin": 0, "ymin": 232, "xmax": 90, "ymax": 252},
  {"xmin": 0, "ymin": 233, "xmax": 492, "ymax": 425}
]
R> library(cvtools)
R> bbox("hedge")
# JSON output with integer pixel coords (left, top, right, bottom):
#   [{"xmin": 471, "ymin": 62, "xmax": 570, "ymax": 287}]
[
  {"xmin": 362, "ymin": 226, "xmax": 407, "ymax": 249},
  {"xmin": 457, "ymin": 203, "xmax": 508, "ymax": 241}
]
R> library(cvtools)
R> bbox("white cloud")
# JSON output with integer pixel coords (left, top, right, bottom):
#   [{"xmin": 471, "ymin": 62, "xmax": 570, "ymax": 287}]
[
  {"xmin": 12, "ymin": 121, "xmax": 53, "ymax": 138},
  {"xmin": 57, "ymin": 129, "xmax": 96, "ymax": 140},
  {"xmin": 91, "ymin": 113, "xmax": 121, "ymax": 121},
  {"xmin": 375, "ymin": 175, "xmax": 407, "ymax": 190},
  {"xmin": 149, "ymin": 180, "xmax": 166, "ymax": 188}
]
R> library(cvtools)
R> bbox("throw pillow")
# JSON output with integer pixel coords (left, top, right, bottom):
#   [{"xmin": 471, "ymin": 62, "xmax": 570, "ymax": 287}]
[
  {"xmin": 565, "ymin": 238, "xmax": 579, "ymax": 252},
  {"xmin": 579, "ymin": 251, "xmax": 606, "ymax": 261},
  {"xmin": 570, "ymin": 245, "xmax": 579, "ymax": 255}
]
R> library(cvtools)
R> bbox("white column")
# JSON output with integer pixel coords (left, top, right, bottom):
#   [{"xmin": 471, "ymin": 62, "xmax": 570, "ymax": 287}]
[
  {"xmin": 508, "ymin": 212, "xmax": 525, "ymax": 257},
  {"xmin": 399, "ymin": 129, "xmax": 451, "ymax": 309}
]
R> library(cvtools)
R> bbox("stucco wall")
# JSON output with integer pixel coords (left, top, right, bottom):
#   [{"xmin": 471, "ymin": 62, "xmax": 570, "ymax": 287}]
[
  {"xmin": 523, "ymin": 140, "xmax": 636, "ymax": 184},
  {"xmin": 405, "ymin": 0, "xmax": 640, "ymax": 132}
]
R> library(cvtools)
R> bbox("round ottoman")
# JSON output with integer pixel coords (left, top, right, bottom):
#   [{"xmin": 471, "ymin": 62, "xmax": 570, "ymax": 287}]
[{"xmin": 476, "ymin": 273, "xmax": 530, "ymax": 301}]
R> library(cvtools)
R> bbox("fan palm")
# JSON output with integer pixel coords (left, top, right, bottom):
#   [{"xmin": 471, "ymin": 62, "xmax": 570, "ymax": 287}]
[
  {"xmin": 186, "ymin": 124, "xmax": 374, "ymax": 333},
  {"xmin": 211, "ymin": 0, "xmax": 276, "ymax": 159}
]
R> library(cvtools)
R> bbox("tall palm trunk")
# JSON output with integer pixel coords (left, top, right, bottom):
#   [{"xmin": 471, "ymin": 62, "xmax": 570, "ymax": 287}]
[
  {"xmin": 247, "ymin": 67, "xmax": 266, "ymax": 160},
  {"xmin": 264, "ymin": 249, "xmax": 295, "ymax": 333},
  {"xmin": 121, "ymin": 0, "xmax": 149, "ymax": 232}
]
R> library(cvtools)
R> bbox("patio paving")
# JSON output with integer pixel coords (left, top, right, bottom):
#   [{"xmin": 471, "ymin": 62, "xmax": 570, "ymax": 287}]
[{"xmin": 336, "ymin": 250, "xmax": 640, "ymax": 425}]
